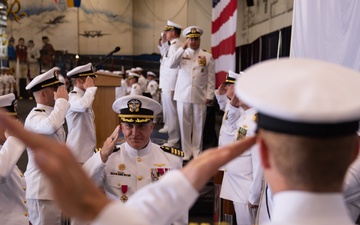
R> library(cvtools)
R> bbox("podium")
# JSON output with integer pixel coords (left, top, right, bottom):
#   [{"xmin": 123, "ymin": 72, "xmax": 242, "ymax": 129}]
[{"xmin": 93, "ymin": 71, "xmax": 121, "ymax": 147}]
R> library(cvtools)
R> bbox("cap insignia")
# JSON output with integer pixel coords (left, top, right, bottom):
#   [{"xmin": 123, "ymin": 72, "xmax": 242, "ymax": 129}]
[
  {"xmin": 191, "ymin": 28, "xmax": 197, "ymax": 34},
  {"xmin": 127, "ymin": 99, "xmax": 141, "ymax": 113}
]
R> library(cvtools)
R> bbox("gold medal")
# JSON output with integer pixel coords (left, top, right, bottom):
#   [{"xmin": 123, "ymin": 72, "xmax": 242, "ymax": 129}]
[
  {"xmin": 120, "ymin": 195, "xmax": 128, "ymax": 203},
  {"xmin": 118, "ymin": 164, "xmax": 126, "ymax": 171}
]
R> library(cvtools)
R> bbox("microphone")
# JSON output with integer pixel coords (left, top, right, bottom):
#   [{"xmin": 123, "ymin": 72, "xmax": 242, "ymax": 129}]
[
  {"xmin": 105, "ymin": 46, "xmax": 121, "ymax": 58},
  {"xmin": 95, "ymin": 46, "xmax": 121, "ymax": 69}
]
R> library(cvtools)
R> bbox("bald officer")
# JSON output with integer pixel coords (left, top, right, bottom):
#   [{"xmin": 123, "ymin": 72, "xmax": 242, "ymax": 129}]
[
  {"xmin": 169, "ymin": 26, "xmax": 216, "ymax": 160},
  {"xmin": 83, "ymin": 95, "xmax": 187, "ymax": 225},
  {"xmin": 0, "ymin": 93, "xmax": 29, "ymax": 225},
  {"xmin": 66, "ymin": 63, "xmax": 97, "ymax": 164},
  {"xmin": 24, "ymin": 68, "xmax": 69, "ymax": 225}
]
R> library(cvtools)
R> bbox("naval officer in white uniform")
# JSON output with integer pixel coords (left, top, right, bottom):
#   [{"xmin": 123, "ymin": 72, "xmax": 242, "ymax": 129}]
[
  {"xmin": 235, "ymin": 58, "xmax": 360, "ymax": 225},
  {"xmin": 0, "ymin": 93, "xmax": 29, "ymax": 225},
  {"xmin": 158, "ymin": 20, "xmax": 182, "ymax": 147},
  {"xmin": 66, "ymin": 63, "xmax": 97, "ymax": 164},
  {"xmin": 24, "ymin": 68, "xmax": 69, "ymax": 225},
  {"xmin": 83, "ymin": 95, "xmax": 187, "ymax": 225},
  {"xmin": 168, "ymin": 26, "xmax": 215, "ymax": 160}
]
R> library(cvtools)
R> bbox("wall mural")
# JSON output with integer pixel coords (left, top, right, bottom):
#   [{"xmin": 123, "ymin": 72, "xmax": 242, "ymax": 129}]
[{"xmin": 5, "ymin": 0, "xmax": 134, "ymax": 55}]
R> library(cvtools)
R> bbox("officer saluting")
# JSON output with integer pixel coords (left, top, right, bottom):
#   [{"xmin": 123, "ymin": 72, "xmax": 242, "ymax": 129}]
[
  {"xmin": 83, "ymin": 95, "xmax": 187, "ymax": 225},
  {"xmin": 168, "ymin": 26, "xmax": 216, "ymax": 160},
  {"xmin": 0, "ymin": 93, "xmax": 29, "ymax": 225},
  {"xmin": 24, "ymin": 68, "xmax": 69, "ymax": 225},
  {"xmin": 66, "ymin": 63, "xmax": 98, "ymax": 164}
]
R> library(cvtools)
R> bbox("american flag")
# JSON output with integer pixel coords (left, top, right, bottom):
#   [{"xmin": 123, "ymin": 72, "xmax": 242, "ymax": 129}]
[{"xmin": 211, "ymin": 0, "xmax": 237, "ymax": 87}]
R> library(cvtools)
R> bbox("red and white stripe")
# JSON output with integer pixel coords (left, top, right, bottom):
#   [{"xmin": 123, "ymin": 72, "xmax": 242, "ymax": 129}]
[{"xmin": 211, "ymin": 0, "xmax": 237, "ymax": 87}]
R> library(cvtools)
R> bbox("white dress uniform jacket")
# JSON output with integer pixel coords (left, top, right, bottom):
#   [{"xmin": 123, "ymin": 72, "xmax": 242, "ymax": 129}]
[
  {"xmin": 265, "ymin": 192, "xmax": 354, "ymax": 225},
  {"xmin": 129, "ymin": 83, "xmax": 142, "ymax": 96},
  {"xmin": 0, "ymin": 137, "xmax": 28, "ymax": 225},
  {"xmin": 92, "ymin": 170, "xmax": 198, "ymax": 225},
  {"xmin": 115, "ymin": 79, "xmax": 127, "ymax": 99},
  {"xmin": 159, "ymin": 38, "xmax": 182, "ymax": 91},
  {"xmin": 24, "ymin": 99, "xmax": 69, "ymax": 200},
  {"xmin": 83, "ymin": 141, "xmax": 187, "ymax": 224},
  {"xmin": 147, "ymin": 79, "xmax": 159, "ymax": 102},
  {"xmin": 138, "ymin": 75, "xmax": 147, "ymax": 93},
  {"xmin": 344, "ymin": 150, "xmax": 360, "ymax": 222},
  {"xmin": 66, "ymin": 86, "xmax": 97, "ymax": 163},
  {"xmin": 170, "ymin": 47, "xmax": 215, "ymax": 104},
  {"xmin": 215, "ymin": 91, "xmax": 242, "ymax": 147},
  {"xmin": 220, "ymin": 108, "xmax": 263, "ymax": 224}
]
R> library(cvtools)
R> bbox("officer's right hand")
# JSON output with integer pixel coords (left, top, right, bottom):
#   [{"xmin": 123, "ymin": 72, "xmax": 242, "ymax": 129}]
[
  {"xmin": 83, "ymin": 76, "xmax": 95, "ymax": 90},
  {"xmin": 100, "ymin": 125, "xmax": 120, "ymax": 163},
  {"xmin": 54, "ymin": 86, "xmax": 68, "ymax": 101},
  {"xmin": 218, "ymin": 83, "xmax": 227, "ymax": 95}
]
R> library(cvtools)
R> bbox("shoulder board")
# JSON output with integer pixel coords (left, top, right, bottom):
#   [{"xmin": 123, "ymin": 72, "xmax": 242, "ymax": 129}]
[
  {"xmin": 94, "ymin": 146, "xmax": 120, "ymax": 154},
  {"xmin": 171, "ymin": 41, "xmax": 176, "ymax": 45},
  {"xmin": 70, "ymin": 91, "xmax": 77, "ymax": 94},
  {"xmin": 160, "ymin": 146, "xmax": 184, "ymax": 157},
  {"xmin": 203, "ymin": 49, "xmax": 211, "ymax": 53},
  {"xmin": 34, "ymin": 108, "xmax": 45, "ymax": 112}
]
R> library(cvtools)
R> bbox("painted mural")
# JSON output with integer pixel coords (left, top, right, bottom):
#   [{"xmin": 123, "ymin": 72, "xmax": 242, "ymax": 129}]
[{"xmin": 6, "ymin": 0, "xmax": 135, "ymax": 55}]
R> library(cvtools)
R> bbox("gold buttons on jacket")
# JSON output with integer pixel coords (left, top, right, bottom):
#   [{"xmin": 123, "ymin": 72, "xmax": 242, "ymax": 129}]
[
  {"xmin": 137, "ymin": 176, "xmax": 143, "ymax": 181},
  {"xmin": 23, "ymin": 199, "xmax": 27, "ymax": 204},
  {"xmin": 19, "ymin": 172, "xmax": 23, "ymax": 177},
  {"xmin": 137, "ymin": 157, "xmax": 142, "ymax": 162},
  {"xmin": 24, "ymin": 212, "xmax": 28, "ymax": 217},
  {"xmin": 117, "ymin": 182, "xmax": 121, "ymax": 187},
  {"xmin": 23, "ymin": 186, "xmax": 26, "ymax": 191}
]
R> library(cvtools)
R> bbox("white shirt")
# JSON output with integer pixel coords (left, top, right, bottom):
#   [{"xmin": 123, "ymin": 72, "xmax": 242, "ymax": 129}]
[
  {"xmin": 266, "ymin": 191, "xmax": 354, "ymax": 225},
  {"xmin": 66, "ymin": 86, "xmax": 97, "ymax": 163},
  {"xmin": 0, "ymin": 137, "xmax": 28, "ymax": 225}
]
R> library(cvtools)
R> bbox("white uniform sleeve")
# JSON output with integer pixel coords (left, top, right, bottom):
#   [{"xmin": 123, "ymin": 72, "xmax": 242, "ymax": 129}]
[
  {"xmin": 344, "ymin": 151, "xmax": 360, "ymax": 203},
  {"xmin": 91, "ymin": 201, "xmax": 150, "ymax": 225},
  {"xmin": 206, "ymin": 54, "xmax": 216, "ymax": 101},
  {"xmin": 158, "ymin": 42, "xmax": 170, "ymax": 56},
  {"xmin": 126, "ymin": 170, "xmax": 198, "ymax": 225},
  {"xmin": 0, "ymin": 137, "xmax": 26, "ymax": 179},
  {"xmin": 26, "ymin": 98, "xmax": 69, "ymax": 134},
  {"xmin": 248, "ymin": 144, "xmax": 264, "ymax": 205},
  {"xmin": 69, "ymin": 87, "xmax": 97, "ymax": 112},
  {"xmin": 169, "ymin": 47, "xmax": 185, "ymax": 69},
  {"xmin": 228, "ymin": 104, "xmax": 244, "ymax": 130},
  {"xmin": 82, "ymin": 151, "xmax": 106, "ymax": 187},
  {"xmin": 215, "ymin": 90, "xmax": 228, "ymax": 112}
]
